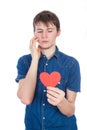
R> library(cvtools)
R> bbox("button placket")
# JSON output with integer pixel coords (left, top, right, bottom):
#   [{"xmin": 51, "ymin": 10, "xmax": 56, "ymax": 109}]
[
  {"xmin": 44, "ymin": 59, "xmax": 48, "ymax": 72},
  {"xmin": 42, "ymin": 89, "xmax": 46, "ymax": 130},
  {"xmin": 42, "ymin": 58, "xmax": 48, "ymax": 130}
]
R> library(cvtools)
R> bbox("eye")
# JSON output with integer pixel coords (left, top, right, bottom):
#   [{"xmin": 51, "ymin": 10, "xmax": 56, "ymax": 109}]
[
  {"xmin": 37, "ymin": 31, "xmax": 42, "ymax": 33},
  {"xmin": 47, "ymin": 29, "xmax": 53, "ymax": 32},
  {"xmin": 36, "ymin": 29, "xmax": 43, "ymax": 33}
]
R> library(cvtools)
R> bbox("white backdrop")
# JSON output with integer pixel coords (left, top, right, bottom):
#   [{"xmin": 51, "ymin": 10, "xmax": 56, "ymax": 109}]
[{"xmin": 0, "ymin": 0, "xmax": 87, "ymax": 130}]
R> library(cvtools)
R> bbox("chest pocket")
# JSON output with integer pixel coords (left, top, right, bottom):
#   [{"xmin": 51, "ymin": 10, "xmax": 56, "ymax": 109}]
[{"xmin": 56, "ymin": 77, "xmax": 68, "ymax": 92}]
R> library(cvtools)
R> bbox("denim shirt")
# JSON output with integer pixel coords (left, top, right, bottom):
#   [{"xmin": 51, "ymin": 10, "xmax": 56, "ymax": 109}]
[{"xmin": 15, "ymin": 47, "xmax": 81, "ymax": 130}]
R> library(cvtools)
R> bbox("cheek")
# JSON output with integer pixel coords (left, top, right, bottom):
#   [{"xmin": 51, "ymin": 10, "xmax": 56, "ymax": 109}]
[
  {"xmin": 52, "ymin": 34, "xmax": 57, "ymax": 40},
  {"xmin": 34, "ymin": 32, "xmax": 40, "ymax": 37},
  {"xmin": 34, "ymin": 33, "xmax": 41, "ymax": 41},
  {"xmin": 50, "ymin": 35, "xmax": 56, "ymax": 41}
]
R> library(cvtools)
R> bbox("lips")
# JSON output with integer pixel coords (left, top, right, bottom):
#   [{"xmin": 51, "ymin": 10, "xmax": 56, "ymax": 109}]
[{"xmin": 42, "ymin": 41, "xmax": 48, "ymax": 43}]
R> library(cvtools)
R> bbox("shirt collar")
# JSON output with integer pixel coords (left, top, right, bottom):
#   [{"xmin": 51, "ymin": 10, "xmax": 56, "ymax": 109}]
[
  {"xmin": 40, "ymin": 46, "xmax": 59, "ymax": 60},
  {"xmin": 54, "ymin": 46, "xmax": 59, "ymax": 59}
]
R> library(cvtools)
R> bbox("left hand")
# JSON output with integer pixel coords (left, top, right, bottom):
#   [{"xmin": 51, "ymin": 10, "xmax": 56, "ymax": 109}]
[{"xmin": 47, "ymin": 87, "xmax": 65, "ymax": 106}]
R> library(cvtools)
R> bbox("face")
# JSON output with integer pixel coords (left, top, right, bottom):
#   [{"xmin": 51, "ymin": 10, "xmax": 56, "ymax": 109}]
[{"xmin": 34, "ymin": 22, "xmax": 60, "ymax": 49}]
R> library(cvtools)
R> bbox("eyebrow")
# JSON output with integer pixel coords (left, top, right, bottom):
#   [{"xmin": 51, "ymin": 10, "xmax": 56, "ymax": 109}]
[{"xmin": 36, "ymin": 28, "xmax": 54, "ymax": 31}]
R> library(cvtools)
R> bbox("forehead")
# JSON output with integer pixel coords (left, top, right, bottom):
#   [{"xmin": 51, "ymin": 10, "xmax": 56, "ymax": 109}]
[{"xmin": 35, "ymin": 21, "xmax": 56, "ymax": 29}]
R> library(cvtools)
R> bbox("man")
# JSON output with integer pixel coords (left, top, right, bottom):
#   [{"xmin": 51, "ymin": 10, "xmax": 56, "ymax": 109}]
[{"xmin": 15, "ymin": 10, "xmax": 81, "ymax": 130}]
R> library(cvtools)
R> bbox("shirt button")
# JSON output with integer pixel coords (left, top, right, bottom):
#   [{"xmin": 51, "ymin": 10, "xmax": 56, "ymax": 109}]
[
  {"xmin": 43, "ymin": 117, "xmax": 45, "ymax": 119},
  {"xmin": 43, "ymin": 90, "xmax": 46, "ymax": 92},
  {"xmin": 43, "ymin": 103, "xmax": 45, "ymax": 106},
  {"xmin": 46, "ymin": 63, "xmax": 48, "ymax": 66}
]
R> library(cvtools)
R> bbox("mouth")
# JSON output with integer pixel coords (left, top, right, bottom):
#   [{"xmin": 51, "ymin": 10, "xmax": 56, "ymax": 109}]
[{"xmin": 42, "ymin": 41, "xmax": 48, "ymax": 44}]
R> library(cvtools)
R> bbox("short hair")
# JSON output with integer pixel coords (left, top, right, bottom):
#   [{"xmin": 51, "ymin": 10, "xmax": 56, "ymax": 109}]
[{"xmin": 33, "ymin": 10, "xmax": 60, "ymax": 32}]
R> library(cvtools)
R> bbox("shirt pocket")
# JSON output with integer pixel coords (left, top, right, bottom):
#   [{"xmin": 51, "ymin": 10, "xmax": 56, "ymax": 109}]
[{"xmin": 56, "ymin": 77, "xmax": 68, "ymax": 92}]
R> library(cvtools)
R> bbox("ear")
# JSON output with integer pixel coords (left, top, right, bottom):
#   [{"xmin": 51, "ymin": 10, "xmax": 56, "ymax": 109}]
[{"xmin": 57, "ymin": 29, "xmax": 61, "ymax": 36}]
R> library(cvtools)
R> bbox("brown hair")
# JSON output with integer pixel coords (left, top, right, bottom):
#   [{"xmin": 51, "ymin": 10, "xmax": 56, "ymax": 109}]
[{"xmin": 33, "ymin": 10, "xmax": 60, "ymax": 32}]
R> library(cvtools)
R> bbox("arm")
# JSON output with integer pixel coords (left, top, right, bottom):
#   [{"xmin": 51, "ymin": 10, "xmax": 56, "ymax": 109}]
[
  {"xmin": 17, "ymin": 37, "xmax": 41, "ymax": 105},
  {"xmin": 47, "ymin": 87, "xmax": 77, "ymax": 117}
]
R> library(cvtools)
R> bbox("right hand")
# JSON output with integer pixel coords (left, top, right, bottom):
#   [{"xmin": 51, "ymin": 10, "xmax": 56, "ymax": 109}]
[{"xmin": 29, "ymin": 36, "xmax": 41, "ymax": 60}]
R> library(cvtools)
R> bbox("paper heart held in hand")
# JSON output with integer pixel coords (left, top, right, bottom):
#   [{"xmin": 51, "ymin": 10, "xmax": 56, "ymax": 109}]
[{"xmin": 40, "ymin": 72, "xmax": 61, "ymax": 87}]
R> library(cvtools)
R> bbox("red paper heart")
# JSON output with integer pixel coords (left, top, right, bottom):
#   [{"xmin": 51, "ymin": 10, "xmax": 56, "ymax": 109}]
[{"xmin": 40, "ymin": 72, "xmax": 61, "ymax": 87}]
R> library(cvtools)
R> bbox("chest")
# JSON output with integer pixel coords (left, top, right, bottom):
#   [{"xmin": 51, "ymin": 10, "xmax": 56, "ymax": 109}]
[{"xmin": 37, "ymin": 58, "xmax": 70, "ymax": 92}]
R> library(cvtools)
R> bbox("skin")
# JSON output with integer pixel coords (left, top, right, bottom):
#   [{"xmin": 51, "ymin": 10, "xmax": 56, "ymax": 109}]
[{"xmin": 17, "ymin": 22, "xmax": 77, "ymax": 117}]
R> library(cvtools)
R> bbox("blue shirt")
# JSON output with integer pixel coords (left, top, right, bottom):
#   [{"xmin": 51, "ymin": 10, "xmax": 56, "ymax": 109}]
[{"xmin": 15, "ymin": 47, "xmax": 81, "ymax": 130}]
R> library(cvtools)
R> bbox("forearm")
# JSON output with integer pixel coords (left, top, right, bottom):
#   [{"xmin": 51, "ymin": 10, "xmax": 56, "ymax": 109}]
[
  {"xmin": 17, "ymin": 57, "xmax": 39, "ymax": 104},
  {"xmin": 47, "ymin": 87, "xmax": 76, "ymax": 117},
  {"xmin": 57, "ymin": 98, "xmax": 75, "ymax": 117}
]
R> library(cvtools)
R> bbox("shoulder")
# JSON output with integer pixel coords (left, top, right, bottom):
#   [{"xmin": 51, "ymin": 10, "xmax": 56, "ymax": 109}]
[
  {"xmin": 18, "ymin": 54, "xmax": 32, "ymax": 64},
  {"xmin": 16, "ymin": 54, "xmax": 32, "ymax": 70},
  {"xmin": 58, "ymin": 51, "xmax": 80, "ymax": 68},
  {"xmin": 16, "ymin": 54, "xmax": 32, "ymax": 82}
]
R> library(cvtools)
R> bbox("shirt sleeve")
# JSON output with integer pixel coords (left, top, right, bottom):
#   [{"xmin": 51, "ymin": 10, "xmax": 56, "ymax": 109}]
[
  {"xmin": 15, "ymin": 55, "xmax": 31, "ymax": 83},
  {"xmin": 66, "ymin": 59, "xmax": 81, "ymax": 92}
]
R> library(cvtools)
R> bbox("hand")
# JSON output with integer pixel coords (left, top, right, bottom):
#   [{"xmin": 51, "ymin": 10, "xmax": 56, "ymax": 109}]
[
  {"xmin": 47, "ymin": 87, "xmax": 65, "ymax": 106},
  {"xmin": 29, "ymin": 36, "xmax": 41, "ymax": 60}
]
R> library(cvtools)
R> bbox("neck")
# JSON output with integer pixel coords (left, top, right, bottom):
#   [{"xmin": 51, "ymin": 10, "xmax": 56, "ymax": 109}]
[{"xmin": 41, "ymin": 45, "xmax": 56, "ymax": 59}]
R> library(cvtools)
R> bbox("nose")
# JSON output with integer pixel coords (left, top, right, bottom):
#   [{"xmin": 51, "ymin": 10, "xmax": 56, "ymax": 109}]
[{"xmin": 42, "ymin": 31, "xmax": 47, "ymax": 38}]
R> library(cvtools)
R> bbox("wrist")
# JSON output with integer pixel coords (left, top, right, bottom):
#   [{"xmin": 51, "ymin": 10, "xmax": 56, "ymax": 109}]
[
  {"xmin": 57, "ymin": 96, "xmax": 66, "ymax": 107},
  {"xmin": 32, "ymin": 55, "xmax": 39, "ymax": 61},
  {"xmin": 31, "ymin": 56, "xmax": 39, "ymax": 67}
]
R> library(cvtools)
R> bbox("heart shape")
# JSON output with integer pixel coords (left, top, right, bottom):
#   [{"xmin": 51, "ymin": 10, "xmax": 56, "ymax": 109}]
[{"xmin": 40, "ymin": 72, "xmax": 61, "ymax": 87}]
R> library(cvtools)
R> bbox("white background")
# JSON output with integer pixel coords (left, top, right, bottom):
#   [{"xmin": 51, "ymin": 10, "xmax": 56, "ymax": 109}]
[{"xmin": 0, "ymin": 0, "xmax": 87, "ymax": 130}]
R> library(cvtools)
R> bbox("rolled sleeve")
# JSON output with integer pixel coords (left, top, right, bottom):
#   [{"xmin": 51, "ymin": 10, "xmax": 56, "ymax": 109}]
[
  {"xmin": 67, "ymin": 59, "xmax": 81, "ymax": 92},
  {"xmin": 15, "ymin": 55, "xmax": 31, "ymax": 83}
]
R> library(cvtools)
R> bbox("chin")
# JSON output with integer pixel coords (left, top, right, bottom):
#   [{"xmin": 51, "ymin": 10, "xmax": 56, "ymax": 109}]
[
  {"xmin": 40, "ymin": 44, "xmax": 54, "ymax": 49},
  {"xmin": 40, "ymin": 45, "xmax": 51, "ymax": 50}
]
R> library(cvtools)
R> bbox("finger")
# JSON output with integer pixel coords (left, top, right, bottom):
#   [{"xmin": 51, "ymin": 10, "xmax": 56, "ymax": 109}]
[
  {"xmin": 37, "ymin": 45, "xmax": 41, "ymax": 52},
  {"xmin": 47, "ymin": 98, "xmax": 56, "ymax": 106},
  {"xmin": 47, "ymin": 91, "xmax": 61, "ymax": 102},
  {"xmin": 30, "ymin": 37, "xmax": 38, "ymax": 44},
  {"xmin": 30, "ymin": 38, "xmax": 39, "ymax": 50},
  {"xmin": 47, "ymin": 93, "xmax": 60, "ymax": 106},
  {"xmin": 47, "ymin": 89, "xmax": 59, "ymax": 98},
  {"xmin": 47, "ymin": 87, "xmax": 60, "ymax": 94},
  {"xmin": 47, "ymin": 93, "xmax": 57, "ymax": 103},
  {"xmin": 47, "ymin": 87, "xmax": 63, "ymax": 95},
  {"xmin": 33, "ymin": 35, "xmax": 39, "ymax": 43}
]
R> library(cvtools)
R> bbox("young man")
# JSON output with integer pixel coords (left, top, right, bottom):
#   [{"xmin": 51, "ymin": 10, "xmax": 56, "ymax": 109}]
[{"xmin": 15, "ymin": 10, "xmax": 81, "ymax": 130}]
